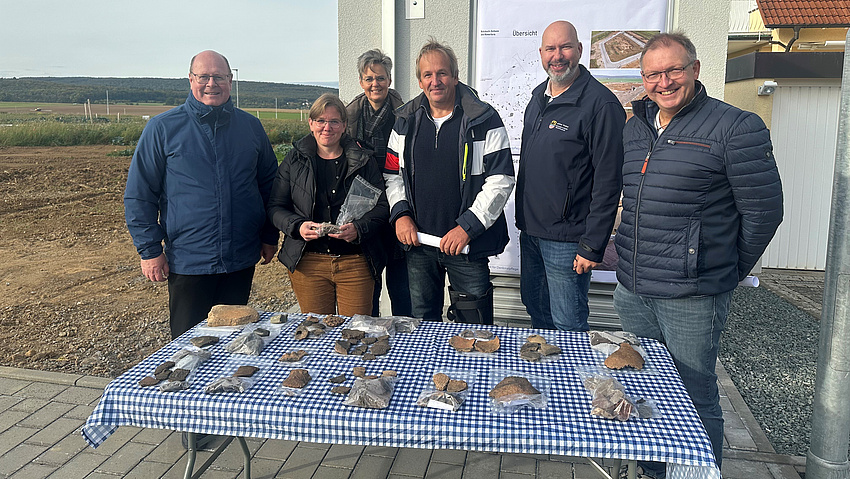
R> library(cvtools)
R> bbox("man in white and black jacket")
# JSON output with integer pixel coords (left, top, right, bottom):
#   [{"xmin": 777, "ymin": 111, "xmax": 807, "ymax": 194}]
[{"xmin": 384, "ymin": 39, "xmax": 515, "ymax": 323}]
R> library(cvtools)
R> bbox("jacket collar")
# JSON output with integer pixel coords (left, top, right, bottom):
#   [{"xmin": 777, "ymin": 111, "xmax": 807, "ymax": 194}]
[
  {"xmin": 632, "ymin": 80, "xmax": 708, "ymax": 126},
  {"xmin": 184, "ymin": 93, "xmax": 234, "ymax": 121},
  {"xmin": 398, "ymin": 81, "xmax": 491, "ymax": 124}
]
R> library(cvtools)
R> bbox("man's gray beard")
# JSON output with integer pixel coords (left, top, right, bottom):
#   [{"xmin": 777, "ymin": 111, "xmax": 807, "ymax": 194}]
[{"xmin": 547, "ymin": 64, "xmax": 578, "ymax": 87}]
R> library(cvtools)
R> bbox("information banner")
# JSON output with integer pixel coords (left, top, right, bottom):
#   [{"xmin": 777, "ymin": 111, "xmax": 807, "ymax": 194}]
[{"xmin": 476, "ymin": 0, "xmax": 668, "ymax": 274}]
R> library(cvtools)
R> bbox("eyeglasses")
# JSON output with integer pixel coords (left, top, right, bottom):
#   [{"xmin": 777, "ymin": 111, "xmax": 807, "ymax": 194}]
[
  {"xmin": 362, "ymin": 75, "xmax": 388, "ymax": 84},
  {"xmin": 312, "ymin": 119, "xmax": 344, "ymax": 129},
  {"xmin": 641, "ymin": 61, "xmax": 695, "ymax": 83},
  {"xmin": 191, "ymin": 73, "xmax": 231, "ymax": 85}
]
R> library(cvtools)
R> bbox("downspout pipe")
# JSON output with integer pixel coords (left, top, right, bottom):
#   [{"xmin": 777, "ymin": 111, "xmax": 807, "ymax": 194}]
[
  {"xmin": 785, "ymin": 25, "xmax": 801, "ymax": 52},
  {"xmin": 806, "ymin": 27, "xmax": 850, "ymax": 479}
]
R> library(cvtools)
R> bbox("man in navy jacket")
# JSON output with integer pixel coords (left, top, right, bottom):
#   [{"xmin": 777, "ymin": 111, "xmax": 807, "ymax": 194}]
[
  {"xmin": 614, "ymin": 33, "xmax": 783, "ymax": 475},
  {"xmin": 516, "ymin": 21, "xmax": 625, "ymax": 331},
  {"xmin": 124, "ymin": 50, "xmax": 279, "ymax": 339}
]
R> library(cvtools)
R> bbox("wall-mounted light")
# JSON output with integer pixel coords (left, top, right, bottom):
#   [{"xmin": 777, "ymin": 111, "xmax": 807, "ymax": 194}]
[{"xmin": 758, "ymin": 80, "xmax": 777, "ymax": 96}]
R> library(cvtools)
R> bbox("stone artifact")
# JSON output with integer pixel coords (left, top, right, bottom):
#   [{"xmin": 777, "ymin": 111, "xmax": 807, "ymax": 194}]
[
  {"xmin": 344, "ymin": 377, "xmax": 394, "ymax": 409},
  {"xmin": 520, "ymin": 336, "xmax": 561, "ymax": 362},
  {"xmin": 323, "ymin": 315, "xmax": 346, "ymax": 327},
  {"xmin": 370, "ymin": 341, "xmax": 390, "ymax": 356},
  {"xmin": 351, "ymin": 344, "xmax": 368, "ymax": 356},
  {"xmin": 226, "ymin": 332, "xmax": 264, "ymax": 355},
  {"xmin": 329, "ymin": 374, "xmax": 347, "ymax": 384},
  {"xmin": 315, "ymin": 222, "xmax": 341, "ymax": 236},
  {"xmin": 154, "ymin": 361, "xmax": 176, "ymax": 376},
  {"xmin": 281, "ymin": 369, "xmax": 311, "ymax": 389},
  {"xmin": 331, "ymin": 386, "xmax": 351, "ymax": 395},
  {"xmin": 473, "ymin": 336, "xmax": 500, "ymax": 353},
  {"xmin": 488, "ymin": 376, "xmax": 540, "ymax": 400},
  {"xmin": 539, "ymin": 343, "xmax": 562, "ymax": 356},
  {"xmin": 382, "ymin": 370, "xmax": 397, "ymax": 377},
  {"xmin": 169, "ymin": 368, "xmax": 190, "ymax": 381},
  {"xmin": 253, "ymin": 328, "xmax": 270, "ymax": 337},
  {"xmin": 278, "ymin": 350, "xmax": 308, "ymax": 362},
  {"xmin": 362, "ymin": 353, "xmax": 376, "ymax": 361},
  {"xmin": 604, "ymin": 343, "xmax": 644, "ymax": 370},
  {"xmin": 139, "ymin": 376, "xmax": 159, "ymax": 387},
  {"xmin": 433, "ymin": 373, "xmax": 450, "ymax": 391},
  {"xmin": 527, "ymin": 334, "xmax": 547, "ymax": 344},
  {"xmin": 352, "ymin": 367, "xmax": 366, "ymax": 378},
  {"xmin": 584, "ymin": 376, "xmax": 635, "ymax": 421},
  {"xmin": 521, "ymin": 349, "xmax": 542, "ymax": 362},
  {"xmin": 449, "ymin": 336, "xmax": 475, "ymax": 352},
  {"xmin": 234, "ymin": 365, "xmax": 259, "ymax": 377},
  {"xmin": 342, "ymin": 329, "xmax": 366, "ymax": 341},
  {"xmin": 335, "ymin": 340, "xmax": 351, "ymax": 355},
  {"xmin": 460, "ymin": 328, "xmax": 493, "ymax": 340},
  {"xmin": 365, "ymin": 375, "xmax": 379, "ymax": 379},
  {"xmin": 205, "ymin": 305, "xmax": 259, "ymax": 327},
  {"xmin": 447, "ymin": 379, "xmax": 468, "ymax": 392},
  {"xmin": 362, "ymin": 336, "xmax": 377, "ymax": 345},
  {"xmin": 416, "ymin": 391, "xmax": 463, "ymax": 410},
  {"xmin": 269, "ymin": 313, "xmax": 287, "ymax": 324},
  {"xmin": 205, "ymin": 377, "xmax": 250, "ymax": 394},
  {"xmin": 190, "ymin": 336, "xmax": 220, "ymax": 348},
  {"xmin": 293, "ymin": 325, "xmax": 310, "ymax": 340},
  {"xmin": 154, "ymin": 369, "xmax": 172, "ymax": 381}
]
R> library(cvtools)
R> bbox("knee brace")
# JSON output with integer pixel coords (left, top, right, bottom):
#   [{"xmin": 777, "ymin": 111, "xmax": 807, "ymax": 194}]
[{"xmin": 446, "ymin": 283, "xmax": 494, "ymax": 325}]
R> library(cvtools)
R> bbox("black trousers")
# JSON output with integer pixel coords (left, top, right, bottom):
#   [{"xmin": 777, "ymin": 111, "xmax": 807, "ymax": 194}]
[{"xmin": 166, "ymin": 266, "xmax": 255, "ymax": 339}]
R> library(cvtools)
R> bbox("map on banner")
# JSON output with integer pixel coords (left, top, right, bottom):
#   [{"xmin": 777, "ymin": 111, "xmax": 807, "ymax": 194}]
[{"xmin": 476, "ymin": 0, "xmax": 668, "ymax": 274}]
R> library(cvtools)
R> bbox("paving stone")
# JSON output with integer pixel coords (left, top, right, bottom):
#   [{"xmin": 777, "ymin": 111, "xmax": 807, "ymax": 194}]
[
  {"xmin": 276, "ymin": 443, "xmax": 325, "ymax": 479},
  {"xmin": 426, "ymin": 460, "xmax": 464, "ymax": 479},
  {"xmin": 25, "ymin": 417, "xmax": 83, "ymax": 447},
  {"xmin": 0, "ymin": 396, "xmax": 23, "ymax": 413},
  {"xmin": 248, "ymin": 457, "xmax": 283, "ymax": 478},
  {"xmin": 575, "ymin": 461, "xmax": 611, "ymax": 478},
  {"xmin": 9, "ymin": 397, "xmax": 49, "ymax": 414},
  {"xmin": 462, "ymin": 452, "xmax": 501, "ymax": 479},
  {"xmin": 350, "ymin": 453, "xmax": 395, "ymax": 479},
  {"xmin": 298, "ymin": 440, "xmax": 332, "ymax": 451},
  {"xmin": 0, "ymin": 410, "xmax": 29, "ymax": 433},
  {"xmin": 501, "ymin": 453, "xmax": 537, "ymax": 474},
  {"xmin": 91, "ymin": 425, "xmax": 142, "ymax": 455},
  {"xmin": 35, "ymin": 431, "xmax": 87, "ymax": 465},
  {"xmin": 206, "ymin": 437, "xmax": 262, "ymax": 472},
  {"xmin": 74, "ymin": 376, "xmax": 111, "ymax": 390},
  {"xmin": 63, "ymin": 404, "xmax": 95, "ymax": 420},
  {"xmin": 254, "ymin": 438, "xmax": 298, "ymax": 460},
  {"xmin": 363, "ymin": 445, "xmax": 400, "ymax": 457},
  {"xmin": 431, "ymin": 449, "xmax": 467, "ymax": 465},
  {"xmin": 767, "ymin": 462, "xmax": 802, "ymax": 479},
  {"xmin": 122, "ymin": 460, "xmax": 173, "ymax": 478},
  {"xmin": 8, "ymin": 462, "xmax": 57, "ymax": 478},
  {"xmin": 724, "ymin": 412, "xmax": 746, "ymax": 430},
  {"xmin": 389, "ymin": 447, "xmax": 432, "ymax": 476},
  {"xmin": 44, "ymin": 451, "xmax": 108, "ymax": 478},
  {"xmin": 722, "ymin": 458, "xmax": 773, "ymax": 479},
  {"xmin": 130, "ymin": 426, "xmax": 173, "ymax": 445},
  {"xmin": 0, "ymin": 442, "xmax": 49, "ymax": 475},
  {"xmin": 725, "ymin": 426, "xmax": 759, "ymax": 451},
  {"xmin": 321, "ymin": 443, "xmax": 364, "ymax": 469},
  {"xmin": 51, "ymin": 386, "xmax": 103, "ymax": 406},
  {"xmin": 95, "ymin": 441, "xmax": 156, "ymax": 475},
  {"xmin": 0, "ymin": 426, "xmax": 38, "ymax": 456},
  {"xmin": 18, "ymin": 402, "xmax": 74, "ymax": 428},
  {"xmin": 146, "ymin": 432, "xmax": 186, "ymax": 464},
  {"xmin": 538, "ymin": 460, "xmax": 573, "ymax": 479},
  {"xmin": 548, "ymin": 455, "xmax": 589, "ymax": 464},
  {"xmin": 12, "ymin": 382, "xmax": 68, "ymax": 400},
  {"xmin": 499, "ymin": 473, "xmax": 536, "ymax": 479},
  {"xmin": 0, "ymin": 378, "xmax": 30, "ymax": 396},
  {"xmin": 720, "ymin": 396, "xmax": 734, "ymax": 412},
  {"xmin": 315, "ymin": 464, "xmax": 355, "ymax": 478}
]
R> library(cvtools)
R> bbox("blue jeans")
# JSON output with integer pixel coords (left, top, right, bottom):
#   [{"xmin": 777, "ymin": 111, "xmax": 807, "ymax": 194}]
[
  {"xmin": 371, "ymin": 254, "xmax": 412, "ymax": 317},
  {"xmin": 520, "ymin": 232, "xmax": 591, "ymax": 331},
  {"xmin": 406, "ymin": 245, "xmax": 491, "ymax": 321},
  {"xmin": 613, "ymin": 285, "xmax": 732, "ymax": 475}
]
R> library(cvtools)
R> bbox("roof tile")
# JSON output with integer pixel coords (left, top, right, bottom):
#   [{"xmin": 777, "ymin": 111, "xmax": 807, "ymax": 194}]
[{"xmin": 757, "ymin": 0, "xmax": 850, "ymax": 26}]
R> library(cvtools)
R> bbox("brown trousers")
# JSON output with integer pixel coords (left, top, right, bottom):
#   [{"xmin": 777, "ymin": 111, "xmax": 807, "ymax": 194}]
[{"xmin": 288, "ymin": 253, "xmax": 374, "ymax": 316}]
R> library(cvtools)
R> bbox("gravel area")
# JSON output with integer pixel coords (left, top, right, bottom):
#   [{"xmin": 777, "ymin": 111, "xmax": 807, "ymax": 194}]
[{"xmin": 720, "ymin": 285, "xmax": 819, "ymax": 457}]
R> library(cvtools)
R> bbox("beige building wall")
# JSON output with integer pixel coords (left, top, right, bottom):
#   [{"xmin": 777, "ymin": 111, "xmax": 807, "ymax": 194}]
[{"xmin": 724, "ymin": 79, "xmax": 774, "ymax": 127}]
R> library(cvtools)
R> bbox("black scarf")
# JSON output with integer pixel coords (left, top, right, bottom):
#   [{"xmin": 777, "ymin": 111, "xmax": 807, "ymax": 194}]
[{"xmin": 358, "ymin": 98, "xmax": 392, "ymax": 144}]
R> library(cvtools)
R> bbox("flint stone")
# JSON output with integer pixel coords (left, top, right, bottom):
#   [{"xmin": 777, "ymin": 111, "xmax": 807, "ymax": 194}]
[
  {"xmin": 329, "ymin": 374, "xmax": 347, "ymax": 384},
  {"xmin": 190, "ymin": 336, "xmax": 220, "ymax": 348},
  {"xmin": 234, "ymin": 365, "xmax": 259, "ymax": 377},
  {"xmin": 270, "ymin": 313, "xmax": 287, "ymax": 324},
  {"xmin": 254, "ymin": 328, "xmax": 270, "ymax": 337},
  {"xmin": 206, "ymin": 305, "xmax": 259, "ymax": 327}
]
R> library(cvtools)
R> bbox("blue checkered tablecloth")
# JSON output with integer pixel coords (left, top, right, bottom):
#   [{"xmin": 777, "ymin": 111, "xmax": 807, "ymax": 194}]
[{"xmin": 82, "ymin": 313, "xmax": 719, "ymax": 479}]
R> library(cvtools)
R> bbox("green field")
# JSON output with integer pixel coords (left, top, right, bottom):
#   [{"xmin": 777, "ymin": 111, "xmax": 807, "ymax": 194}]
[{"xmin": 245, "ymin": 110, "xmax": 304, "ymax": 120}]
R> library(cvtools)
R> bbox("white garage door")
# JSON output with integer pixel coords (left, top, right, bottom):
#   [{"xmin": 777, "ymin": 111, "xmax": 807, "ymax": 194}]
[{"xmin": 762, "ymin": 82, "xmax": 841, "ymax": 270}]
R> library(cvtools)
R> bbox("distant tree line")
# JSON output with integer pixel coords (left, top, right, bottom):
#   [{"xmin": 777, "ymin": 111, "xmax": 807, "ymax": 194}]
[{"xmin": 0, "ymin": 77, "xmax": 337, "ymax": 108}]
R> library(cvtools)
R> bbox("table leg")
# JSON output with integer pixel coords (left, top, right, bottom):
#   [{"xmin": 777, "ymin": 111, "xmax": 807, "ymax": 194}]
[
  {"xmin": 183, "ymin": 433, "xmax": 237, "ymax": 479},
  {"xmin": 237, "ymin": 436, "xmax": 251, "ymax": 479},
  {"xmin": 588, "ymin": 457, "xmax": 616, "ymax": 479},
  {"xmin": 627, "ymin": 459, "xmax": 637, "ymax": 479}
]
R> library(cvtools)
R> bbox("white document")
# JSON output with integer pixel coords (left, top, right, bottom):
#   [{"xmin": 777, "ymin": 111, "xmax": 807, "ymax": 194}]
[{"xmin": 417, "ymin": 232, "xmax": 471, "ymax": 255}]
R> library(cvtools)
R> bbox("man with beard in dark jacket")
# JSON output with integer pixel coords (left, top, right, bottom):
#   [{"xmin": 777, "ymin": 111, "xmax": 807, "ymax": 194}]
[
  {"xmin": 516, "ymin": 20, "xmax": 624, "ymax": 332},
  {"xmin": 614, "ymin": 33, "xmax": 783, "ymax": 477}
]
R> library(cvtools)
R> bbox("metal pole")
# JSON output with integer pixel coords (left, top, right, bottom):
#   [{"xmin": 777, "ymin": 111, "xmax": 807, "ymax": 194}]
[
  {"xmin": 806, "ymin": 28, "xmax": 850, "ymax": 479},
  {"xmin": 233, "ymin": 68, "xmax": 239, "ymax": 109}
]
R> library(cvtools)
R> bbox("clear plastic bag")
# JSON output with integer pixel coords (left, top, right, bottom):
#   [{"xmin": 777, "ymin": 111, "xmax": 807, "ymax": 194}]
[
  {"xmin": 416, "ymin": 369, "xmax": 475, "ymax": 411},
  {"xmin": 336, "ymin": 175, "xmax": 382, "ymax": 226},
  {"xmin": 157, "ymin": 347, "xmax": 212, "ymax": 392},
  {"xmin": 488, "ymin": 368, "xmax": 549, "ymax": 413},
  {"xmin": 343, "ymin": 376, "xmax": 397, "ymax": 409},
  {"xmin": 576, "ymin": 369, "xmax": 661, "ymax": 420}
]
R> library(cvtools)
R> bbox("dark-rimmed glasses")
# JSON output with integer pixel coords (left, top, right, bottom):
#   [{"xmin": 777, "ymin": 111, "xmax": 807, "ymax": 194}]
[
  {"xmin": 312, "ymin": 119, "xmax": 344, "ymax": 129},
  {"xmin": 191, "ymin": 73, "xmax": 231, "ymax": 85},
  {"xmin": 641, "ymin": 61, "xmax": 695, "ymax": 83}
]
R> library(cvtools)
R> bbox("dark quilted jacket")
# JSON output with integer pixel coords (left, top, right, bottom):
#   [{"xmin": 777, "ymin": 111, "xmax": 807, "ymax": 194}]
[{"xmin": 614, "ymin": 82, "xmax": 783, "ymax": 298}]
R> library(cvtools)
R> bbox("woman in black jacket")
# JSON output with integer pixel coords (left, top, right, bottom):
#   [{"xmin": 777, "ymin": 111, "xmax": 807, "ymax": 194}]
[{"xmin": 268, "ymin": 93, "xmax": 388, "ymax": 316}]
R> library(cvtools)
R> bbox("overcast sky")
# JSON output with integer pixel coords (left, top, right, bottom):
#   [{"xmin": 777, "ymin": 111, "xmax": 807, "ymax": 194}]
[{"xmin": 0, "ymin": 0, "xmax": 338, "ymax": 84}]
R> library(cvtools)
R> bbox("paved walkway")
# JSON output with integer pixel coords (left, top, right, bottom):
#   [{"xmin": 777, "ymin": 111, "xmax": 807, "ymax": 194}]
[{"xmin": 0, "ymin": 268, "xmax": 818, "ymax": 479}]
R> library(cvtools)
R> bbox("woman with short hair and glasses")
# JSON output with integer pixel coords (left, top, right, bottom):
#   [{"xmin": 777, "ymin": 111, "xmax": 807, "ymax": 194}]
[
  {"xmin": 268, "ymin": 93, "xmax": 389, "ymax": 316},
  {"xmin": 345, "ymin": 49, "xmax": 411, "ymax": 317}
]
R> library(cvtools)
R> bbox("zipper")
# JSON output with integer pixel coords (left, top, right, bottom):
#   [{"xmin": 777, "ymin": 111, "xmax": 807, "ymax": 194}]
[
  {"xmin": 667, "ymin": 139, "xmax": 710, "ymax": 149},
  {"xmin": 632, "ymin": 129, "xmax": 660, "ymax": 288}
]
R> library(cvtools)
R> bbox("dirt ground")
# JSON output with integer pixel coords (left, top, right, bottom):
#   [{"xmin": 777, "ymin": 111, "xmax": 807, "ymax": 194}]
[{"xmin": 0, "ymin": 145, "xmax": 296, "ymax": 378}]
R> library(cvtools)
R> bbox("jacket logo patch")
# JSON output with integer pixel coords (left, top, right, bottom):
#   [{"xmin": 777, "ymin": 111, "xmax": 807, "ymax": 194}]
[{"xmin": 548, "ymin": 120, "xmax": 569, "ymax": 132}]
